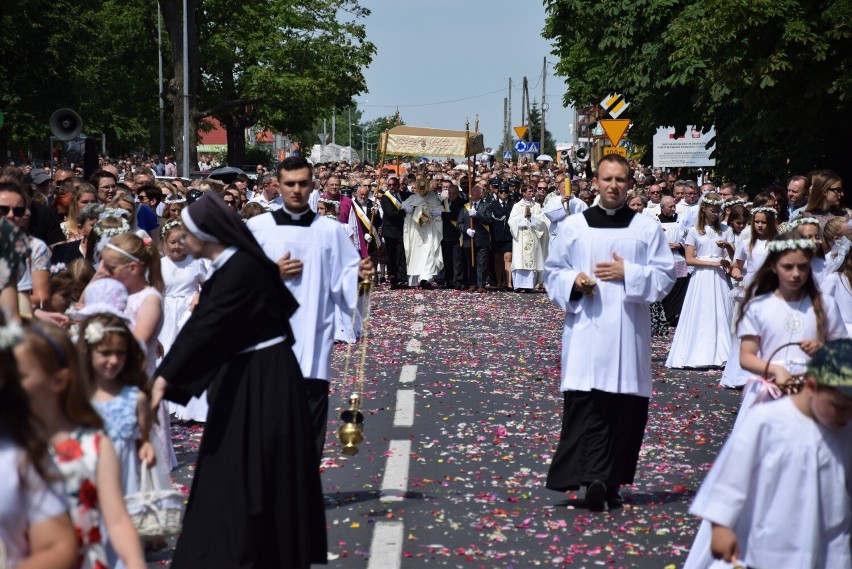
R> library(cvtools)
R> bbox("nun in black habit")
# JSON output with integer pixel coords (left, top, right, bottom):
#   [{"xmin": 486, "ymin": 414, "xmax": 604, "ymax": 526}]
[{"xmin": 151, "ymin": 192, "xmax": 327, "ymax": 568}]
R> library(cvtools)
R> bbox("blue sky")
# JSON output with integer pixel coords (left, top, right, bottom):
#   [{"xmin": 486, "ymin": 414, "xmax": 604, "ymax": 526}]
[{"xmin": 354, "ymin": 0, "xmax": 574, "ymax": 150}]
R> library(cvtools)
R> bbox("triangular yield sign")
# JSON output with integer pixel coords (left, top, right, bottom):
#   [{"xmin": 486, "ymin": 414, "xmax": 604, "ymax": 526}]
[
  {"xmin": 600, "ymin": 119, "xmax": 630, "ymax": 146},
  {"xmin": 513, "ymin": 126, "xmax": 528, "ymax": 140}
]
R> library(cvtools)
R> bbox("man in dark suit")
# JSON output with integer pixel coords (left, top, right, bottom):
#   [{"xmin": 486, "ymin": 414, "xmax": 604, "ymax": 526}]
[
  {"xmin": 379, "ymin": 175, "xmax": 412, "ymax": 289},
  {"xmin": 440, "ymin": 184, "xmax": 466, "ymax": 289},
  {"xmin": 484, "ymin": 183, "xmax": 515, "ymax": 291},
  {"xmin": 457, "ymin": 184, "xmax": 491, "ymax": 292}
]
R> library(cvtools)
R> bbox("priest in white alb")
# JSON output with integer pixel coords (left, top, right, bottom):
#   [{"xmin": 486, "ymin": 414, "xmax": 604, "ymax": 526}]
[
  {"xmin": 247, "ymin": 156, "xmax": 373, "ymax": 464},
  {"xmin": 400, "ymin": 176, "xmax": 444, "ymax": 290},
  {"xmin": 509, "ymin": 185, "xmax": 547, "ymax": 291},
  {"xmin": 543, "ymin": 154, "xmax": 675, "ymax": 511}
]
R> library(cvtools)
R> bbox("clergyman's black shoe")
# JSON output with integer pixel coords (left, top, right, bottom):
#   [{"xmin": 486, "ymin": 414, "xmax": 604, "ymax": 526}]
[
  {"xmin": 607, "ymin": 486, "xmax": 624, "ymax": 510},
  {"xmin": 419, "ymin": 280, "xmax": 433, "ymax": 290},
  {"xmin": 585, "ymin": 480, "xmax": 608, "ymax": 512}
]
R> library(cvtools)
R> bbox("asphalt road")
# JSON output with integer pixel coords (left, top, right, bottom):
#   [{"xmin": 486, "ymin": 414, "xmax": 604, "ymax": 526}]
[{"xmin": 147, "ymin": 286, "xmax": 742, "ymax": 568}]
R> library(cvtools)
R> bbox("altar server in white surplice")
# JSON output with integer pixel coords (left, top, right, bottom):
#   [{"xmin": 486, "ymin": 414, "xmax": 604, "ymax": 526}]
[
  {"xmin": 400, "ymin": 178, "xmax": 443, "ymax": 289},
  {"xmin": 247, "ymin": 156, "xmax": 373, "ymax": 463},
  {"xmin": 509, "ymin": 185, "xmax": 547, "ymax": 291},
  {"xmin": 543, "ymin": 155, "xmax": 675, "ymax": 512}
]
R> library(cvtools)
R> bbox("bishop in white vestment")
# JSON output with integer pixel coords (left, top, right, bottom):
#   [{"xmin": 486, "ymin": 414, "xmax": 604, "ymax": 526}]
[{"xmin": 401, "ymin": 185, "xmax": 444, "ymax": 287}]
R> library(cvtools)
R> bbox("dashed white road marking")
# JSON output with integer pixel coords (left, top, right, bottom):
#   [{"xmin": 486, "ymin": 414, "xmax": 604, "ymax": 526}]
[
  {"xmin": 380, "ymin": 439, "xmax": 411, "ymax": 502},
  {"xmin": 366, "ymin": 521, "xmax": 404, "ymax": 569},
  {"xmin": 410, "ymin": 320, "xmax": 425, "ymax": 333},
  {"xmin": 399, "ymin": 364, "xmax": 418, "ymax": 383},
  {"xmin": 394, "ymin": 390, "xmax": 415, "ymax": 427},
  {"xmin": 406, "ymin": 338, "xmax": 421, "ymax": 352}
]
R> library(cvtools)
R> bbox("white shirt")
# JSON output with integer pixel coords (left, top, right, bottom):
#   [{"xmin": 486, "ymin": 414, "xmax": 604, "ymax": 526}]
[{"xmin": 250, "ymin": 193, "xmax": 283, "ymax": 211}]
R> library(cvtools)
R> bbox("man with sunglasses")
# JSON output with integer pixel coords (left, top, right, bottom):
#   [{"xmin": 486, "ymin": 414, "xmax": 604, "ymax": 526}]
[
  {"xmin": 248, "ymin": 156, "xmax": 372, "ymax": 463},
  {"xmin": 643, "ymin": 183, "xmax": 663, "ymax": 219},
  {"xmin": 380, "ymin": 175, "xmax": 412, "ymax": 289}
]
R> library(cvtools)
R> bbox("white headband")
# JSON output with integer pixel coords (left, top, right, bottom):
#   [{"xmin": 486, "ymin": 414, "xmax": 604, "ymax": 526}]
[{"xmin": 105, "ymin": 242, "xmax": 141, "ymax": 263}]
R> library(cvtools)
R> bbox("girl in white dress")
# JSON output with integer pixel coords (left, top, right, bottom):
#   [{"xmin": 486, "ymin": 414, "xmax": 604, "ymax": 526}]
[
  {"xmin": 822, "ymin": 237, "xmax": 852, "ymax": 336},
  {"xmin": 666, "ymin": 192, "xmax": 735, "ymax": 368},
  {"xmin": 684, "ymin": 236, "xmax": 847, "ymax": 569},
  {"xmin": 720, "ymin": 207, "xmax": 777, "ymax": 387},
  {"xmin": 159, "ymin": 221, "xmax": 208, "ymax": 422},
  {"xmin": 784, "ymin": 217, "xmax": 826, "ymax": 285}
]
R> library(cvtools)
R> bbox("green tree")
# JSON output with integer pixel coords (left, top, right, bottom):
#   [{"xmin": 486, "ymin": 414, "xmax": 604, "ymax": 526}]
[
  {"xmin": 544, "ymin": 0, "xmax": 852, "ymax": 187},
  {"xmin": 193, "ymin": 0, "xmax": 375, "ymax": 166},
  {"xmin": 0, "ymin": 0, "xmax": 161, "ymax": 162}
]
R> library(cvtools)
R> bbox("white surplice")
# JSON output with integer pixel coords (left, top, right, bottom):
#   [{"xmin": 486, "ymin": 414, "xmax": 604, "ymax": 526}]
[
  {"xmin": 248, "ymin": 210, "xmax": 361, "ymax": 381},
  {"xmin": 400, "ymin": 191, "xmax": 443, "ymax": 281},
  {"xmin": 542, "ymin": 193, "xmax": 588, "ymax": 237},
  {"xmin": 545, "ymin": 209, "xmax": 676, "ymax": 397},
  {"xmin": 689, "ymin": 397, "xmax": 852, "ymax": 569}
]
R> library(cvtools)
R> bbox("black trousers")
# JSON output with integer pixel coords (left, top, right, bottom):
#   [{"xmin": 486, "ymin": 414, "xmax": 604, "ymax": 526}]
[
  {"xmin": 452, "ymin": 243, "xmax": 468, "ymax": 286},
  {"xmin": 545, "ymin": 389, "xmax": 649, "ymax": 491},
  {"xmin": 303, "ymin": 378, "xmax": 330, "ymax": 468},
  {"xmin": 441, "ymin": 241, "xmax": 456, "ymax": 285},
  {"xmin": 662, "ymin": 275, "xmax": 690, "ymax": 327},
  {"xmin": 383, "ymin": 237, "xmax": 407, "ymax": 285},
  {"xmin": 459, "ymin": 245, "xmax": 490, "ymax": 287}
]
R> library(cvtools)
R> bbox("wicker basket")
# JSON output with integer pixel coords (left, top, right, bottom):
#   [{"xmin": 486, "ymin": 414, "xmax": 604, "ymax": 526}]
[
  {"xmin": 761, "ymin": 342, "xmax": 808, "ymax": 396},
  {"xmin": 126, "ymin": 461, "xmax": 184, "ymax": 538}
]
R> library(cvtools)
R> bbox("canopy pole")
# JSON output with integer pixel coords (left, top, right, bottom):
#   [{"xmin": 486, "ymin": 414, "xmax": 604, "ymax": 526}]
[{"xmin": 466, "ymin": 119, "xmax": 474, "ymax": 268}]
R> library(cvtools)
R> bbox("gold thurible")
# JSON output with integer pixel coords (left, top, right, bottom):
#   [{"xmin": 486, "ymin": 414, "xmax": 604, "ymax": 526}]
[{"xmin": 337, "ymin": 277, "xmax": 374, "ymax": 455}]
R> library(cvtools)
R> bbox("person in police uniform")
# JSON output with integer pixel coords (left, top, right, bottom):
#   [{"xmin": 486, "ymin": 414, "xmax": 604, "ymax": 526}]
[{"xmin": 484, "ymin": 183, "xmax": 515, "ymax": 291}]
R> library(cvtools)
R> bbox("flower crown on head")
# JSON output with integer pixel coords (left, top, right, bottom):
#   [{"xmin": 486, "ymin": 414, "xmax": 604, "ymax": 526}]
[
  {"xmin": 165, "ymin": 195, "xmax": 187, "ymax": 204},
  {"xmin": 94, "ymin": 218, "xmax": 131, "ymax": 238},
  {"xmin": 700, "ymin": 195, "xmax": 725, "ymax": 206},
  {"xmin": 750, "ymin": 206, "xmax": 777, "ymax": 217},
  {"xmin": 99, "ymin": 208, "xmax": 130, "ymax": 221},
  {"xmin": 160, "ymin": 219, "xmax": 183, "ymax": 238},
  {"xmin": 779, "ymin": 217, "xmax": 820, "ymax": 233},
  {"xmin": 767, "ymin": 238, "xmax": 818, "ymax": 253},
  {"xmin": 0, "ymin": 320, "xmax": 24, "ymax": 350}
]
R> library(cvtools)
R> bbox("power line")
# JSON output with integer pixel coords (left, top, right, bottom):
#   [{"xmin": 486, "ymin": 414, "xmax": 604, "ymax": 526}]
[{"xmin": 360, "ymin": 72, "xmax": 563, "ymax": 110}]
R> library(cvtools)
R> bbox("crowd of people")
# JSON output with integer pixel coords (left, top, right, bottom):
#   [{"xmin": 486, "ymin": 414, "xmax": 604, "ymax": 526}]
[{"xmin": 0, "ymin": 151, "xmax": 850, "ymax": 569}]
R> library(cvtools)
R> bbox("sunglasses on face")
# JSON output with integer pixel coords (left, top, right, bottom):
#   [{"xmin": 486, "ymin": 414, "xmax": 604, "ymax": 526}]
[
  {"xmin": 0, "ymin": 205, "xmax": 26, "ymax": 218},
  {"xmin": 829, "ymin": 187, "xmax": 844, "ymax": 195}
]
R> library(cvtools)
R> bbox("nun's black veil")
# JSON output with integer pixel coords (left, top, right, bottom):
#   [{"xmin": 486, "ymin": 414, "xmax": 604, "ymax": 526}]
[{"xmin": 182, "ymin": 191, "xmax": 298, "ymax": 317}]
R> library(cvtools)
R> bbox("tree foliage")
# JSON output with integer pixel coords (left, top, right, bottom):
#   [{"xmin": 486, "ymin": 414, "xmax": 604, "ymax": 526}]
[
  {"xmin": 194, "ymin": 0, "xmax": 375, "ymax": 165},
  {"xmin": 0, "ymin": 0, "xmax": 161, "ymax": 161},
  {"xmin": 544, "ymin": 0, "xmax": 852, "ymax": 187}
]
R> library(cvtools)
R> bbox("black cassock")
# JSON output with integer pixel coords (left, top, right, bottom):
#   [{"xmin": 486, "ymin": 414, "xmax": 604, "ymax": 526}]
[{"xmin": 157, "ymin": 250, "xmax": 327, "ymax": 568}]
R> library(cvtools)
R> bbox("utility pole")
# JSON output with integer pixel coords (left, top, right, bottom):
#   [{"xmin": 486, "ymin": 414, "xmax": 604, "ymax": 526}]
[
  {"xmin": 521, "ymin": 77, "xmax": 528, "ymax": 134},
  {"xmin": 332, "ymin": 108, "xmax": 336, "ymax": 145},
  {"xmin": 541, "ymin": 57, "xmax": 546, "ymax": 153},
  {"xmin": 348, "ymin": 108, "xmax": 352, "ymax": 148}
]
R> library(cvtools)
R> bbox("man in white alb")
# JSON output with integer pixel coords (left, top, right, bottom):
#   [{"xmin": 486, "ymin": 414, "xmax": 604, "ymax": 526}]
[
  {"xmin": 248, "ymin": 156, "xmax": 373, "ymax": 463},
  {"xmin": 544, "ymin": 154, "xmax": 675, "ymax": 511}
]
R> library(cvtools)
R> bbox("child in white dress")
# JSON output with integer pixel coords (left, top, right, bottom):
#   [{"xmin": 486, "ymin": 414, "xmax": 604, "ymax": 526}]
[
  {"xmin": 159, "ymin": 220, "xmax": 208, "ymax": 421},
  {"xmin": 667, "ymin": 192, "xmax": 735, "ymax": 368},
  {"xmin": 720, "ymin": 206, "xmax": 777, "ymax": 387},
  {"xmin": 690, "ymin": 339, "xmax": 852, "ymax": 569}
]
